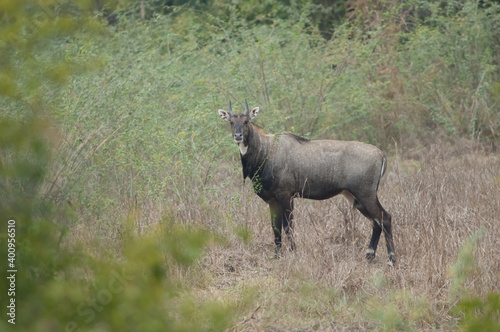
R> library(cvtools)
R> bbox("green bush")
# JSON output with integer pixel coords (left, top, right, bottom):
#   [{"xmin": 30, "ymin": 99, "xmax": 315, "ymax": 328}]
[
  {"xmin": 457, "ymin": 292, "xmax": 500, "ymax": 332},
  {"xmin": 450, "ymin": 229, "xmax": 500, "ymax": 331},
  {"xmin": 0, "ymin": 2, "xmax": 251, "ymax": 331}
]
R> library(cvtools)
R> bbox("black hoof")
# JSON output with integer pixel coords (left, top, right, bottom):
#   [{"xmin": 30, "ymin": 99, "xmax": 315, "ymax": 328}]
[{"xmin": 366, "ymin": 248, "xmax": 375, "ymax": 261}]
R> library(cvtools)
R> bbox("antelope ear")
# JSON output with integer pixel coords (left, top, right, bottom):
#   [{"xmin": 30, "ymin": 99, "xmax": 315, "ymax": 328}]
[
  {"xmin": 218, "ymin": 109, "xmax": 230, "ymax": 121},
  {"xmin": 249, "ymin": 107, "xmax": 259, "ymax": 120}
]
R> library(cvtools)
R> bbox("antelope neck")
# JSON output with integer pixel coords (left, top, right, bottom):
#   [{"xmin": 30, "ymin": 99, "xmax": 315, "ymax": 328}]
[
  {"xmin": 238, "ymin": 142, "xmax": 248, "ymax": 155},
  {"xmin": 240, "ymin": 124, "xmax": 273, "ymax": 180}
]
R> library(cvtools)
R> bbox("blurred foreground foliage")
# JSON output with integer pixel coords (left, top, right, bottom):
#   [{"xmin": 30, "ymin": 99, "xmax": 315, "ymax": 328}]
[
  {"xmin": 0, "ymin": 0, "xmax": 499, "ymax": 330},
  {"xmin": 0, "ymin": 1, "xmax": 250, "ymax": 331},
  {"xmin": 450, "ymin": 229, "xmax": 500, "ymax": 332},
  {"xmin": 457, "ymin": 292, "xmax": 500, "ymax": 332}
]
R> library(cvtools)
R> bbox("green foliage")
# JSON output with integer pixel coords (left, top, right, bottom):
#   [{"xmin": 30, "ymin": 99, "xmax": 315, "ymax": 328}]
[
  {"xmin": 0, "ymin": 108, "xmax": 247, "ymax": 331},
  {"xmin": 398, "ymin": 1, "xmax": 500, "ymax": 141},
  {"xmin": 0, "ymin": 1, "xmax": 251, "ymax": 331},
  {"xmin": 449, "ymin": 228, "xmax": 485, "ymax": 300},
  {"xmin": 0, "ymin": 0, "xmax": 102, "ymax": 101},
  {"xmin": 0, "ymin": 3, "xmax": 94, "ymax": 329},
  {"xmin": 457, "ymin": 292, "xmax": 500, "ymax": 332},
  {"xmin": 449, "ymin": 228, "xmax": 500, "ymax": 331},
  {"xmin": 121, "ymin": 0, "xmax": 346, "ymax": 38}
]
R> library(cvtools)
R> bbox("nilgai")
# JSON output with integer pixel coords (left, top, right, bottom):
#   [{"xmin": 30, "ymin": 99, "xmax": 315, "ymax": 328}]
[{"xmin": 218, "ymin": 100, "xmax": 395, "ymax": 265}]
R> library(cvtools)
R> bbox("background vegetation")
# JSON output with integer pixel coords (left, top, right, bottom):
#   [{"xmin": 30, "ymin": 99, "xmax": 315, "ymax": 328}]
[{"xmin": 0, "ymin": 0, "xmax": 499, "ymax": 330}]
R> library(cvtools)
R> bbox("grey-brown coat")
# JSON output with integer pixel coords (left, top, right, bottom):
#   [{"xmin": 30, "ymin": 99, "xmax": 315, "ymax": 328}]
[{"xmin": 218, "ymin": 101, "xmax": 395, "ymax": 265}]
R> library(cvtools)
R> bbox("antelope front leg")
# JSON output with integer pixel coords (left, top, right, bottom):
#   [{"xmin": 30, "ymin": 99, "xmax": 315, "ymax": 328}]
[
  {"xmin": 269, "ymin": 199, "xmax": 283, "ymax": 257},
  {"xmin": 281, "ymin": 198, "xmax": 295, "ymax": 251}
]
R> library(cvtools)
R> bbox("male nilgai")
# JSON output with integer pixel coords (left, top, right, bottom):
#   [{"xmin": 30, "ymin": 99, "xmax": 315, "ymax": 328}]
[{"xmin": 218, "ymin": 100, "xmax": 395, "ymax": 265}]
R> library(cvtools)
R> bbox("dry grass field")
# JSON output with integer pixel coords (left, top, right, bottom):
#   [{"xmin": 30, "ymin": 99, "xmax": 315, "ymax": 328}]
[{"xmin": 179, "ymin": 144, "xmax": 500, "ymax": 331}]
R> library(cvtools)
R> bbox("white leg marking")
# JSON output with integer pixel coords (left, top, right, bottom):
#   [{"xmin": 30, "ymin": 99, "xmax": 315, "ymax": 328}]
[
  {"xmin": 366, "ymin": 248, "xmax": 375, "ymax": 255},
  {"xmin": 387, "ymin": 252, "xmax": 396, "ymax": 267},
  {"xmin": 238, "ymin": 143, "xmax": 248, "ymax": 155}
]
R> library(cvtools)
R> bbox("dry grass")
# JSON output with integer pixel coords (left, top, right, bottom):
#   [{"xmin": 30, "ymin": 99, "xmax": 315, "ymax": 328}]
[
  {"xmin": 190, "ymin": 147, "xmax": 500, "ymax": 331},
  {"xmin": 70, "ymin": 145, "xmax": 499, "ymax": 331}
]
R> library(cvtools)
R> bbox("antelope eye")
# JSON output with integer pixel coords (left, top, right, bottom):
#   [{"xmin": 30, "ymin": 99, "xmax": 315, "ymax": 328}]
[
  {"xmin": 229, "ymin": 121, "xmax": 234, "ymax": 125},
  {"xmin": 244, "ymin": 120, "xmax": 249, "ymax": 125}
]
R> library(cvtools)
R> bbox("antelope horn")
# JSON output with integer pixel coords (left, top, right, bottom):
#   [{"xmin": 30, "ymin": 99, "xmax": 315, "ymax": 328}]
[
  {"xmin": 244, "ymin": 99, "xmax": 249, "ymax": 115},
  {"xmin": 229, "ymin": 100, "xmax": 234, "ymax": 115}
]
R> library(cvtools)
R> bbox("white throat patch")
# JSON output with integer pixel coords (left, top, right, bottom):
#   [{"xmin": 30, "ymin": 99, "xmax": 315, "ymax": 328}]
[{"xmin": 238, "ymin": 143, "xmax": 248, "ymax": 155}]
